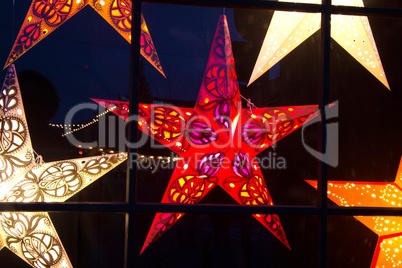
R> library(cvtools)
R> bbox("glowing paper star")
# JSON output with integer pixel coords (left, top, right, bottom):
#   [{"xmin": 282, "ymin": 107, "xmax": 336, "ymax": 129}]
[
  {"xmin": 249, "ymin": 0, "xmax": 389, "ymax": 89},
  {"xmin": 306, "ymin": 157, "xmax": 402, "ymax": 268},
  {"xmin": 5, "ymin": 0, "xmax": 165, "ymax": 76},
  {"xmin": 0, "ymin": 65, "xmax": 127, "ymax": 267},
  {"xmin": 94, "ymin": 15, "xmax": 319, "ymax": 253}
]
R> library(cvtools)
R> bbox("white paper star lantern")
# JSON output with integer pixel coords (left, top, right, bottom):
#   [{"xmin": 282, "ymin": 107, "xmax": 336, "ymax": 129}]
[
  {"xmin": 249, "ymin": 0, "xmax": 389, "ymax": 89},
  {"xmin": 0, "ymin": 65, "xmax": 127, "ymax": 267}
]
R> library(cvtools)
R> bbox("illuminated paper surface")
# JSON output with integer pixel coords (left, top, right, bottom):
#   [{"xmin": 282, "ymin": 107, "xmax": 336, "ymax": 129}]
[
  {"xmin": 249, "ymin": 0, "xmax": 389, "ymax": 89},
  {"xmin": 5, "ymin": 0, "xmax": 165, "ymax": 76},
  {"xmin": 0, "ymin": 65, "xmax": 127, "ymax": 267}
]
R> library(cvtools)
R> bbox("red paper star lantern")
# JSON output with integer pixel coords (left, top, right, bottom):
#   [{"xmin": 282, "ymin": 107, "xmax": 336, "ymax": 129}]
[
  {"xmin": 306, "ymin": 157, "xmax": 402, "ymax": 268},
  {"xmin": 94, "ymin": 15, "xmax": 319, "ymax": 253},
  {"xmin": 5, "ymin": 0, "xmax": 165, "ymax": 76}
]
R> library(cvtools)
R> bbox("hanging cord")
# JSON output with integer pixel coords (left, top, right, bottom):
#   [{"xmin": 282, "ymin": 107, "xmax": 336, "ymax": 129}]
[
  {"xmin": 33, "ymin": 150, "xmax": 44, "ymax": 165},
  {"xmin": 240, "ymin": 94, "xmax": 277, "ymax": 151},
  {"xmin": 223, "ymin": 7, "xmax": 226, "ymax": 15},
  {"xmin": 240, "ymin": 94, "xmax": 257, "ymax": 114}
]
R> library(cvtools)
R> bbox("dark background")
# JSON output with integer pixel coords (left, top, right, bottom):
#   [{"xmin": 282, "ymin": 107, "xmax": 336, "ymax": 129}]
[{"xmin": 0, "ymin": 1, "xmax": 401, "ymax": 267}]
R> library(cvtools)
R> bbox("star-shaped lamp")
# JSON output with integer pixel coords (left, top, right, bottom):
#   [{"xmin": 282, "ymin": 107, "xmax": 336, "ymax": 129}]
[
  {"xmin": 306, "ymin": 157, "xmax": 402, "ymax": 267},
  {"xmin": 94, "ymin": 15, "xmax": 319, "ymax": 253},
  {"xmin": 0, "ymin": 65, "xmax": 127, "ymax": 267},
  {"xmin": 249, "ymin": 0, "xmax": 389, "ymax": 89},
  {"xmin": 5, "ymin": 0, "xmax": 165, "ymax": 77}
]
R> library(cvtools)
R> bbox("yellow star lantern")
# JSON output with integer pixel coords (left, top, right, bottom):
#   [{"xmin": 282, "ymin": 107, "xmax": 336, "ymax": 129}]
[
  {"xmin": 249, "ymin": 0, "xmax": 390, "ymax": 90},
  {"xmin": 5, "ymin": 0, "xmax": 165, "ymax": 77},
  {"xmin": 306, "ymin": 157, "xmax": 402, "ymax": 268},
  {"xmin": 0, "ymin": 65, "xmax": 127, "ymax": 267}
]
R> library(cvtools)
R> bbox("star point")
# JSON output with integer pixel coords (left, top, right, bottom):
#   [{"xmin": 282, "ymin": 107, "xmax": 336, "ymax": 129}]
[{"xmin": 306, "ymin": 157, "xmax": 402, "ymax": 268}]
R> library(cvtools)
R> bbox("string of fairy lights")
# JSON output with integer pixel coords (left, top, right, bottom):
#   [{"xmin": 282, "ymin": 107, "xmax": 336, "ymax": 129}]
[
  {"xmin": 49, "ymin": 95, "xmax": 258, "ymax": 162},
  {"xmin": 49, "ymin": 105, "xmax": 118, "ymax": 137},
  {"xmin": 50, "ymin": 95, "xmax": 257, "ymax": 136}
]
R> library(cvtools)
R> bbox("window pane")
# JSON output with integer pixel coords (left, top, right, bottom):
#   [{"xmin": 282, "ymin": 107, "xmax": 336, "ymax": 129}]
[
  {"xmin": 328, "ymin": 215, "xmax": 377, "ymax": 268},
  {"xmin": 136, "ymin": 212, "xmax": 319, "ymax": 267},
  {"xmin": 323, "ymin": 15, "xmax": 402, "ymax": 207}
]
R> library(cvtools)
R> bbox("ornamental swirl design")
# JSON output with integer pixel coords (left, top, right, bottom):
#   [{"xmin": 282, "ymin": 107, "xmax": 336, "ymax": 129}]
[
  {"xmin": 262, "ymin": 109, "xmax": 294, "ymax": 141},
  {"xmin": 149, "ymin": 107, "xmax": 186, "ymax": 141},
  {"xmin": 239, "ymin": 175, "xmax": 271, "ymax": 205},
  {"xmin": 187, "ymin": 120, "xmax": 217, "ymax": 145},
  {"xmin": 0, "ymin": 116, "xmax": 31, "ymax": 183},
  {"xmin": 82, "ymin": 156, "xmax": 113, "ymax": 175},
  {"xmin": 22, "ymin": 232, "xmax": 62, "ymax": 268},
  {"xmin": 203, "ymin": 64, "xmax": 237, "ymax": 100},
  {"xmin": 168, "ymin": 175, "xmax": 205, "ymax": 204},
  {"xmin": 198, "ymin": 152, "xmax": 224, "ymax": 178},
  {"xmin": 16, "ymin": 23, "xmax": 42, "ymax": 54},
  {"xmin": 2, "ymin": 178, "xmax": 44, "ymax": 203},
  {"xmin": 242, "ymin": 121, "xmax": 266, "ymax": 149},
  {"xmin": 0, "ymin": 78, "xmax": 18, "ymax": 112},
  {"xmin": 233, "ymin": 152, "xmax": 253, "ymax": 179},
  {"xmin": 33, "ymin": 0, "xmax": 73, "ymax": 26},
  {"xmin": 38, "ymin": 162, "xmax": 82, "ymax": 198},
  {"xmin": 1, "ymin": 212, "xmax": 63, "ymax": 267},
  {"xmin": 0, "ymin": 117, "xmax": 27, "ymax": 154},
  {"xmin": 110, "ymin": 0, "xmax": 131, "ymax": 33}
]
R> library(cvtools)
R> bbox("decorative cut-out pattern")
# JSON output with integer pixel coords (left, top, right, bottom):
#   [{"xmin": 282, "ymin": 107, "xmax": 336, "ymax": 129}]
[
  {"xmin": 0, "ymin": 65, "xmax": 127, "ymax": 267},
  {"xmin": 1, "ymin": 212, "xmax": 63, "ymax": 268},
  {"xmin": 94, "ymin": 15, "xmax": 319, "ymax": 254},
  {"xmin": 5, "ymin": 0, "xmax": 165, "ymax": 76}
]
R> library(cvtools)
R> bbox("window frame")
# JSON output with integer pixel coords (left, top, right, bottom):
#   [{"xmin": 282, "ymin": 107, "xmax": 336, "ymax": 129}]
[{"xmin": 1, "ymin": 1, "xmax": 401, "ymax": 267}]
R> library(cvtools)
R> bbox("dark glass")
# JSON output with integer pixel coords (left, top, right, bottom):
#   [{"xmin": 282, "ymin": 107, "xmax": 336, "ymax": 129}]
[{"xmin": 137, "ymin": 212, "xmax": 319, "ymax": 267}]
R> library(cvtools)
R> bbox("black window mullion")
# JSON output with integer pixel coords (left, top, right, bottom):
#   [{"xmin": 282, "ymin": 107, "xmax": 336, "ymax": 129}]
[
  {"xmin": 125, "ymin": 0, "xmax": 142, "ymax": 267},
  {"xmin": 318, "ymin": 0, "xmax": 331, "ymax": 267}
]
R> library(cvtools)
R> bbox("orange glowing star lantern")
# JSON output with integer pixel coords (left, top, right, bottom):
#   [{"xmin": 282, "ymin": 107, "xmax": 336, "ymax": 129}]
[
  {"xmin": 5, "ymin": 0, "xmax": 165, "ymax": 77},
  {"xmin": 249, "ymin": 0, "xmax": 389, "ymax": 90},
  {"xmin": 0, "ymin": 65, "xmax": 127, "ymax": 268},
  {"xmin": 306, "ymin": 157, "xmax": 402, "ymax": 268},
  {"xmin": 93, "ymin": 15, "xmax": 319, "ymax": 253}
]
